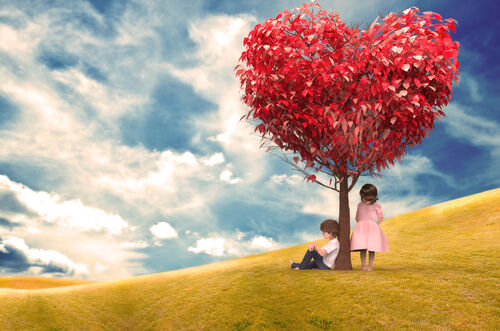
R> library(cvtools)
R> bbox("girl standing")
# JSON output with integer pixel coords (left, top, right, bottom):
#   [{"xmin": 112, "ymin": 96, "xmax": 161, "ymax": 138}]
[{"xmin": 350, "ymin": 184, "xmax": 389, "ymax": 271}]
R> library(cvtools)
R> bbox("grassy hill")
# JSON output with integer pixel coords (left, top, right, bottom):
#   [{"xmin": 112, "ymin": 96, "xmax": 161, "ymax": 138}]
[
  {"xmin": 0, "ymin": 188, "xmax": 499, "ymax": 330},
  {"xmin": 0, "ymin": 276, "xmax": 96, "ymax": 290}
]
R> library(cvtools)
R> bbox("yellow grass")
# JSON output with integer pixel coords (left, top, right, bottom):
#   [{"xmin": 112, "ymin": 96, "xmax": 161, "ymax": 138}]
[
  {"xmin": 0, "ymin": 276, "xmax": 96, "ymax": 290},
  {"xmin": 0, "ymin": 188, "xmax": 499, "ymax": 330}
]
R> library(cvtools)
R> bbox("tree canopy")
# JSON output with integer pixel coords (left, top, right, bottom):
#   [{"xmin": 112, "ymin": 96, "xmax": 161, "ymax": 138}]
[{"xmin": 236, "ymin": 3, "xmax": 460, "ymax": 190}]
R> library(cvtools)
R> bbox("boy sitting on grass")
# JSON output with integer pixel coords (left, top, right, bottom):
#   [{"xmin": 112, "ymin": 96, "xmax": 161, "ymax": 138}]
[{"xmin": 289, "ymin": 219, "xmax": 340, "ymax": 270}]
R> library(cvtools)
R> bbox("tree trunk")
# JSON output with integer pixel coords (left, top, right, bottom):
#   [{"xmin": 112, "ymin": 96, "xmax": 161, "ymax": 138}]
[{"xmin": 334, "ymin": 177, "xmax": 353, "ymax": 270}]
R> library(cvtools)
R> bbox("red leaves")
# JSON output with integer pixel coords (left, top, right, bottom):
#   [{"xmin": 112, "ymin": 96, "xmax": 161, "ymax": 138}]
[
  {"xmin": 301, "ymin": 89, "xmax": 313, "ymax": 97},
  {"xmin": 305, "ymin": 174, "xmax": 317, "ymax": 183},
  {"xmin": 423, "ymin": 11, "xmax": 443, "ymax": 22},
  {"xmin": 236, "ymin": 3, "xmax": 459, "ymax": 180}
]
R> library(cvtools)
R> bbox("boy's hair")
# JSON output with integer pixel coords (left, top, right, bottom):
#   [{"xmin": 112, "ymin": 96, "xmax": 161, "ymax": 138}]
[
  {"xmin": 320, "ymin": 219, "xmax": 339, "ymax": 237},
  {"xmin": 360, "ymin": 183, "xmax": 378, "ymax": 204}
]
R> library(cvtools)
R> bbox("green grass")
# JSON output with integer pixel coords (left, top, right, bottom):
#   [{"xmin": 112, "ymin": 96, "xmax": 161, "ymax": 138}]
[{"xmin": 0, "ymin": 188, "xmax": 499, "ymax": 330}]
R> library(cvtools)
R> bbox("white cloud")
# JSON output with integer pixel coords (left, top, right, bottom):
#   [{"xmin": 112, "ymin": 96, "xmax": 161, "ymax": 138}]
[
  {"xmin": 444, "ymin": 104, "xmax": 500, "ymax": 186},
  {"xmin": 163, "ymin": 13, "xmax": 271, "ymax": 186},
  {"xmin": 220, "ymin": 169, "xmax": 240, "ymax": 184},
  {"xmin": 0, "ymin": 175, "xmax": 128, "ymax": 235},
  {"xmin": 64, "ymin": 236, "xmax": 147, "ymax": 281},
  {"xmin": 120, "ymin": 241, "xmax": 149, "ymax": 249},
  {"xmin": 94, "ymin": 262, "xmax": 108, "ymax": 274},
  {"xmin": 235, "ymin": 230, "xmax": 245, "ymax": 241},
  {"xmin": 203, "ymin": 153, "xmax": 225, "ymax": 166},
  {"xmin": 461, "ymin": 73, "xmax": 483, "ymax": 102},
  {"xmin": 293, "ymin": 231, "xmax": 320, "ymax": 245},
  {"xmin": 380, "ymin": 154, "xmax": 453, "ymax": 187},
  {"xmin": 251, "ymin": 236, "xmax": 274, "ymax": 249},
  {"xmin": 270, "ymin": 174, "xmax": 303, "ymax": 185},
  {"xmin": 186, "ymin": 231, "xmax": 279, "ymax": 258},
  {"xmin": 52, "ymin": 68, "xmax": 147, "ymax": 120},
  {"xmin": 150, "ymin": 222, "xmax": 178, "ymax": 240},
  {"xmin": 26, "ymin": 226, "xmax": 41, "ymax": 234},
  {"xmin": 445, "ymin": 104, "xmax": 500, "ymax": 148},
  {"xmin": 208, "ymin": 132, "xmax": 231, "ymax": 144},
  {"xmin": 97, "ymin": 150, "xmax": 201, "ymax": 195},
  {"xmin": 1, "ymin": 236, "xmax": 89, "ymax": 276},
  {"xmin": 0, "ymin": 174, "xmax": 147, "ymax": 281},
  {"xmin": 188, "ymin": 237, "xmax": 226, "ymax": 256}
]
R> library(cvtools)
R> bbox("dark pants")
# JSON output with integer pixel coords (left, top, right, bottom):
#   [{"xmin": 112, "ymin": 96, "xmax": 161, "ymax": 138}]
[{"xmin": 291, "ymin": 249, "xmax": 330, "ymax": 270}]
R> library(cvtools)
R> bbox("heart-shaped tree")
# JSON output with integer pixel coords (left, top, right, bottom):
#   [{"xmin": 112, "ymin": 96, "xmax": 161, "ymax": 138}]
[{"xmin": 236, "ymin": 3, "xmax": 460, "ymax": 269}]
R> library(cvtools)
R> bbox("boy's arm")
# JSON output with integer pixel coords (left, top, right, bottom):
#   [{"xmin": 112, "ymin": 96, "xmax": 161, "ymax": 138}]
[{"xmin": 310, "ymin": 243, "xmax": 327, "ymax": 256}]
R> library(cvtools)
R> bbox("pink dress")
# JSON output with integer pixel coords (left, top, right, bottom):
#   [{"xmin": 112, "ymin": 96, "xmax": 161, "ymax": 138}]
[{"xmin": 350, "ymin": 202, "xmax": 389, "ymax": 252}]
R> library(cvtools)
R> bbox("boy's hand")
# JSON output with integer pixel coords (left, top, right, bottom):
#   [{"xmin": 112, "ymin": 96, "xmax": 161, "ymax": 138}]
[{"xmin": 309, "ymin": 243, "xmax": 316, "ymax": 251}]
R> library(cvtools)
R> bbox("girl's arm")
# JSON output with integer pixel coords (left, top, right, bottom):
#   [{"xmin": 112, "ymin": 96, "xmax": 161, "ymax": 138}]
[
  {"xmin": 375, "ymin": 204, "xmax": 383, "ymax": 225},
  {"xmin": 309, "ymin": 243, "xmax": 327, "ymax": 256}
]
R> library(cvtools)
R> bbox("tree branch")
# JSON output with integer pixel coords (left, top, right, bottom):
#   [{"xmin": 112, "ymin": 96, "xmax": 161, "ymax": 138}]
[{"xmin": 272, "ymin": 153, "xmax": 339, "ymax": 192}]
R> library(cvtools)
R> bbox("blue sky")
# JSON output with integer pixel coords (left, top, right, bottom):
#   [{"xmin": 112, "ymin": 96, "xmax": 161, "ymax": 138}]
[{"xmin": 0, "ymin": 0, "xmax": 498, "ymax": 281}]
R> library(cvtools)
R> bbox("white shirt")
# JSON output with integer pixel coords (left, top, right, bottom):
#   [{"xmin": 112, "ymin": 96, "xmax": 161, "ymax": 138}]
[{"xmin": 322, "ymin": 238, "xmax": 340, "ymax": 268}]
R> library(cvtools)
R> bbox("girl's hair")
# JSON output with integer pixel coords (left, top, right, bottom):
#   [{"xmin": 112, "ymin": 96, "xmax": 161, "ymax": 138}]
[{"xmin": 360, "ymin": 184, "xmax": 378, "ymax": 204}]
